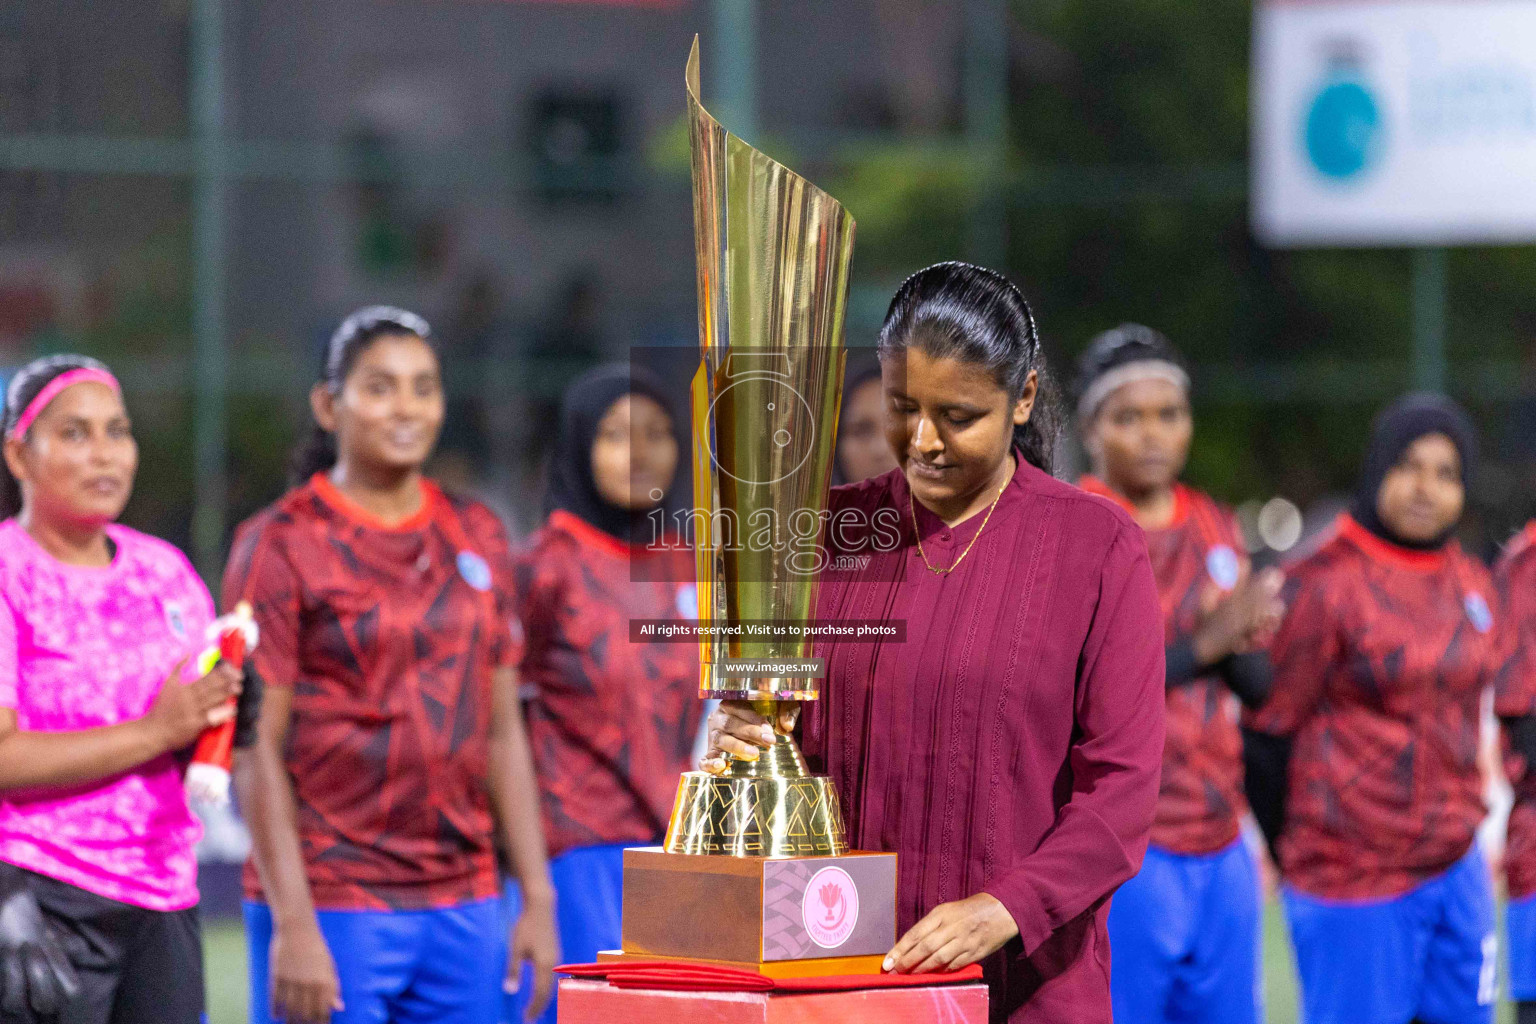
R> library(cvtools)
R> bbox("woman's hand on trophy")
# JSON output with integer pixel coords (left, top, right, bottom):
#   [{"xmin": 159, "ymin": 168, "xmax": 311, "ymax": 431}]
[
  {"xmin": 699, "ymin": 701, "xmax": 800, "ymax": 775},
  {"xmin": 882, "ymin": 893, "xmax": 1019, "ymax": 974}
]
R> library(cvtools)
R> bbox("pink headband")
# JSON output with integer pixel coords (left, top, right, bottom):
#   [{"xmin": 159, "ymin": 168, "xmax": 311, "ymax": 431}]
[{"xmin": 8, "ymin": 368, "xmax": 122, "ymax": 440}]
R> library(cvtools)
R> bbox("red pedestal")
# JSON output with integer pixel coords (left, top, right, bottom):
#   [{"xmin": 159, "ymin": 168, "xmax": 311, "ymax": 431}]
[{"xmin": 556, "ymin": 977, "xmax": 989, "ymax": 1024}]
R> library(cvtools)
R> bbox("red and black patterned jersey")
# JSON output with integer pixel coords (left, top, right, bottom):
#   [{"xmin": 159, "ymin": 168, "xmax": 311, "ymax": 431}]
[
  {"xmin": 515, "ymin": 511, "xmax": 702, "ymax": 859},
  {"xmin": 1247, "ymin": 514, "xmax": 1504, "ymax": 901},
  {"xmin": 1496, "ymin": 523, "xmax": 1536, "ymax": 898},
  {"xmin": 223, "ymin": 473, "xmax": 517, "ymax": 911},
  {"xmin": 1080, "ymin": 478, "xmax": 1248, "ymax": 854}
]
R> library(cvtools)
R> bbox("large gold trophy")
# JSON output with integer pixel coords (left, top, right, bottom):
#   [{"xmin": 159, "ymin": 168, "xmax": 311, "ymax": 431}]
[
  {"xmin": 611, "ymin": 38, "xmax": 896, "ymax": 978},
  {"xmin": 665, "ymin": 32, "xmax": 853, "ymax": 860}
]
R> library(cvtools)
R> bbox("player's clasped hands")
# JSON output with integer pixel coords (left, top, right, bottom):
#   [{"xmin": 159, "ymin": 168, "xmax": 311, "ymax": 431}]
[
  {"xmin": 699, "ymin": 700, "xmax": 800, "ymax": 774},
  {"xmin": 141, "ymin": 657, "xmax": 242, "ymax": 753},
  {"xmin": 1192, "ymin": 566, "xmax": 1285, "ymax": 665}
]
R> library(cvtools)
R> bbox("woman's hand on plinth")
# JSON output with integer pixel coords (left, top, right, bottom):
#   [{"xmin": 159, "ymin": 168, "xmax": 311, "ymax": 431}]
[
  {"xmin": 883, "ymin": 892, "xmax": 1019, "ymax": 974},
  {"xmin": 698, "ymin": 700, "xmax": 800, "ymax": 775}
]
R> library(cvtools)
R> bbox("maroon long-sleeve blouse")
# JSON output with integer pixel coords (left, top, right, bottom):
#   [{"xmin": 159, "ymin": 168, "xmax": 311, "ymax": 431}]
[{"xmin": 801, "ymin": 455, "xmax": 1166, "ymax": 1023}]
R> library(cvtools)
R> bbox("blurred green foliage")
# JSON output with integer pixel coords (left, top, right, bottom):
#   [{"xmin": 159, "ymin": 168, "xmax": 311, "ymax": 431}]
[
  {"xmin": 13, "ymin": 0, "xmax": 1536, "ymax": 560},
  {"xmin": 820, "ymin": 0, "xmax": 1536, "ymax": 544}
]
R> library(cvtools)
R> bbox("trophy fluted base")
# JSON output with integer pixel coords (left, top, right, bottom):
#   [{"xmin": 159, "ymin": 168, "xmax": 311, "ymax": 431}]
[{"xmin": 664, "ymin": 770, "xmax": 849, "ymax": 857}]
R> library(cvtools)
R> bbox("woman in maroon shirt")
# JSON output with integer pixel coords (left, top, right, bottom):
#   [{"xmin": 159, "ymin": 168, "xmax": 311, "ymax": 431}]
[{"xmin": 705, "ymin": 262, "xmax": 1166, "ymax": 1023}]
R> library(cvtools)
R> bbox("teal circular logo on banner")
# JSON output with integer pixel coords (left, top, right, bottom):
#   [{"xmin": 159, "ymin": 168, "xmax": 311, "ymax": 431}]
[{"xmin": 1304, "ymin": 75, "xmax": 1382, "ymax": 180}]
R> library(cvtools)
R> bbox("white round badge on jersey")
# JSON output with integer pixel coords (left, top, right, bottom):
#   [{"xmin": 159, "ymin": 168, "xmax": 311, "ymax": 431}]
[
  {"xmin": 1206, "ymin": 545, "xmax": 1241, "ymax": 592},
  {"xmin": 164, "ymin": 600, "xmax": 188, "ymax": 640},
  {"xmin": 1464, "ymin": 592, "xmax": 1493, "ymax": 634},
  {"xmin": 676, "ymin": 583, "xmax": 699, "ymax": 620},
  {"xmin": 457, "ymin": 551, "xmax": 492, "ymax": 592}
]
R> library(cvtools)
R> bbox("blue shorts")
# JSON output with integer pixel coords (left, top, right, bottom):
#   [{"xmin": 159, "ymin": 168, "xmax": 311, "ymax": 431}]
[
  {"xmin": 1282, "ymin": 844, "xmax": 1496, "ymax": 1024},
  {"xmin": 1508, "ymin": 892, "xmax": 1536, "ymax": 1002},
  {"xmin": 1107, "ymin": 838, "xmax": 1262, "ymax": 1024},
  {"xmin": 501, "ymin": 842, "xmax": 627, "ymax": 1024},
  {"xmin": 245, "ymin": 898, "xmax": 504, "ymax": 1024}
]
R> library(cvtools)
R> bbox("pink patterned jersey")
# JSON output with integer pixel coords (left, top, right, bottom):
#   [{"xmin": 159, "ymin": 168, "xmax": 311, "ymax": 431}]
[{"xmin": 0, "ymin": 519, "xmax": 212, "ymax": 911}]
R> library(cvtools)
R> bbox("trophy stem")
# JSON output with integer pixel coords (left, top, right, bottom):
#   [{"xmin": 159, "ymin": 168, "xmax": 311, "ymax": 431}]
[
  {"xmin": 725, "ymin": 699, "xmax": 811, "ymax": 779},
  {"xmin": 666, "ymin": 697, "xmax": 847, "ymax": 856}
]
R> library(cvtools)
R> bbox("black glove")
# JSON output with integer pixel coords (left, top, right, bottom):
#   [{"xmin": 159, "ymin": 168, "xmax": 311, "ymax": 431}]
[
  {"xmin": 1219, "ymin": 650, "xmax": 1274, "ymax": 711},
  {"xmin": 0, "ymin": 865, "xmax": 80, "ymax": 1017},
  {"xmin": 1507, "ymin": 714, "xmax": 1536, "ymax": 772},
  {"xmin": 1165, "ymin": 639, "xmax": 1201, "ymax": 690},
  {"xmin": 233, "ymin": 664, "xmax": 265, "ymax": 750},
  {"xmin": 1242, "ymin": 727, "xmax": 1292, "ymax": 864}
]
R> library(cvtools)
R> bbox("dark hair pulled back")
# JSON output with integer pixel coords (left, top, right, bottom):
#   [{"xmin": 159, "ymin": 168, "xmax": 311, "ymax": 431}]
[
  {"xmin": 1071, "ymin": 322, "xmax": 1188, "ymax": 415},
  {"xmin": 288, "ymin": 305, "xmax": 434, "ymax": 486},
  {"xmin": 876, "ymin": 261, "xmax": 1060, "ymax": 473},
  {"xmin": 1, "ymin": 354, "xmax": 115, "ymax": 518}
]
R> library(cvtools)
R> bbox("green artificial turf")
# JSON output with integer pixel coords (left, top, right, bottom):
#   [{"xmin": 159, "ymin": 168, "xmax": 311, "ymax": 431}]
[{"xmin": 202, "ymin": 900, "xmax": 1518, "ymax": 1023}]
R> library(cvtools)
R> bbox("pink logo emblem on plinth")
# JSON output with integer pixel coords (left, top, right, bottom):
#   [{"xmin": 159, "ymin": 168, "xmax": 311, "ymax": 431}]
[{"xmin": 803, "ymin": 866, "xmax": 859, "ymax": 949}]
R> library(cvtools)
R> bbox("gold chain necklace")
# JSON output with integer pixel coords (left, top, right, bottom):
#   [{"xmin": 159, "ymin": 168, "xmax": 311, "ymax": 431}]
[{"xmin": 909, "ymin": 477, "xmax": 1008, "ymax": 575}]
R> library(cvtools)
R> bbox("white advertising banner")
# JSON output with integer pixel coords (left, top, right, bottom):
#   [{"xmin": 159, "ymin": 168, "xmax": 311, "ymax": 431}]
[{"xmin": 1253, "ymin": 0, "xmax": 1536, "ymax": 246}]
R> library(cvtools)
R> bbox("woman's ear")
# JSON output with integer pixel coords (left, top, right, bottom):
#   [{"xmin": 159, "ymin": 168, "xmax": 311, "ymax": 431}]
[
  {"xmin": 2, "ymin": 435, "xmax": 28, "ymax": 488},
  {"xmin": 1012, "ymin": 370, "xmax": 1039, "ymax": 427},
  {"xmin": 1081, "ymin": 423, "xmax": 1103, "ymax": 466},
  {"xmin": 310, "ymin": 383, "xmax": 338, "ymax": 435}
]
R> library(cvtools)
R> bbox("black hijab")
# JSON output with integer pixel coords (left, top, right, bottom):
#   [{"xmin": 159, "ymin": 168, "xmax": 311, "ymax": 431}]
[
  {"xmin": 547, "ymin": 363, "xmax": 682, "ymax": 543},
  {"xmin": 1351, "ymin": 392, "xmax": 1478, "ymax": 551}
]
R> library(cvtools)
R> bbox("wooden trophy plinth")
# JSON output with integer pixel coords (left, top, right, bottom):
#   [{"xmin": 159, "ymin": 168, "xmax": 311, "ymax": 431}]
[
  {"xmin": 557, "ymin": 977, "xmax": 990, "ymax": 1024},
  {"xmin": 615, "ymin": 847, "xmax": 898, "ymax": 978}
]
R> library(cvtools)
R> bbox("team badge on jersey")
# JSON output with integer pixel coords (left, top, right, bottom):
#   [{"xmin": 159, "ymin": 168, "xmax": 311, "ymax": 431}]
[
  {"xmin": 164, "ymin": 600, "xmax": 187, "ymax": 640},
  {"xmin": 1464, "ymin": 591, "xmax": 1493, "ymax": 634},
  {"xmin": 1206, "ymin": 544, "xmax": 1241, "ymax": 592},
  {"xmin": 676, "ymin": 583, "xmax": 699, "ymax": 620},
  {"xmin": 456, "ymin": 550, "xmax": 492, "ymax": 592}
]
